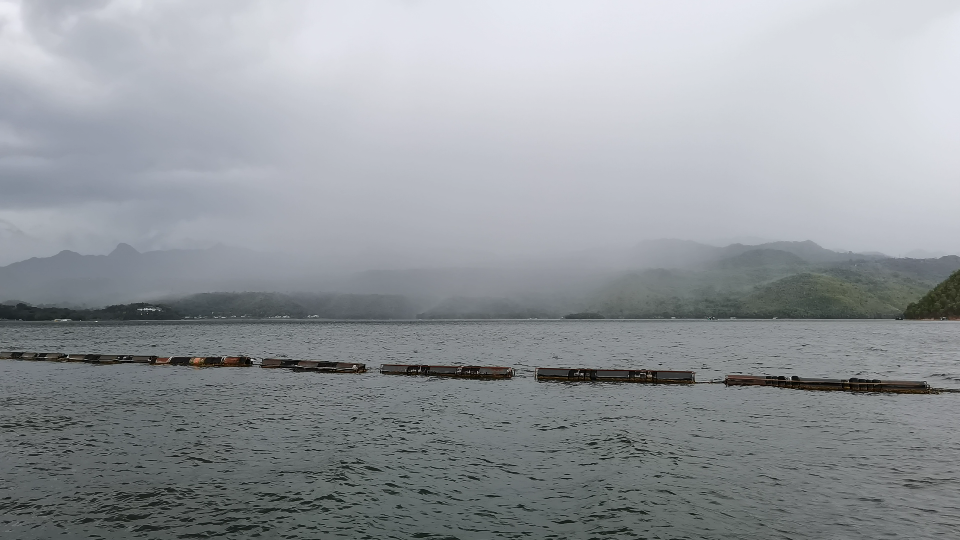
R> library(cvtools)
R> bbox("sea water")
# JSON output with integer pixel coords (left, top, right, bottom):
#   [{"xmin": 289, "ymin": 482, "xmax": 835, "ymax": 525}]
[{"xmin": 1, "ymin": 320, "xmax": 958, "ymax": 539}]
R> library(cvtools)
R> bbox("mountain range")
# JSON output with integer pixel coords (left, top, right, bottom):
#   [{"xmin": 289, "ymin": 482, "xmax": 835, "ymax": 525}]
[{"xmin": 1, "ymin": 239, "xmax": 958, "ymax": 319}]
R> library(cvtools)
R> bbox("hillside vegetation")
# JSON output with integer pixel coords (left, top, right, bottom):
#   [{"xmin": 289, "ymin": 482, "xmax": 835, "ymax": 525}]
[
  {"xmin": 587, "ymin": 252, "xmax": 960, "ymax": 319},
  {"xmin": 167, "ymin": 292, "xmax": 421, "ymax": 319},
  {"xmin": 0, "ymin": 292, "xmax": 421, "ymax": 321},
  {"xmin": 739, "ymin": 274, "xmax": 899, "ymax": 318},
  {"xmin": 2, "ymin": 240, "xmax": 958, "ymax": 320},
  {"xmin": 903, "ymin": 270, "xmax": 960, "ymax": 319},
  {"xmin": 0, "ymin": 302, "xmax": 178, "ymax": 321}
]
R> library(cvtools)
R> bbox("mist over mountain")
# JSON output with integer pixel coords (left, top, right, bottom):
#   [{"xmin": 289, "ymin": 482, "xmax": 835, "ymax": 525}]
[
  {"xmin": 0, "ymin": 238, "xmax": 885, "ymax": 305},
  {"xmin": 2, "ymin": 238, "xmax": 957, "ymax": 319},
  {"xmin": 591, "ymin": 254, "xmax": 960, "ymax": 319},
  {"xmin": 0, "ymin": 243, "xmax": 324, "ymax": 306},
  {"xmin": 2, "ymin": 2, "xmax": 959, "ymax": 268}
]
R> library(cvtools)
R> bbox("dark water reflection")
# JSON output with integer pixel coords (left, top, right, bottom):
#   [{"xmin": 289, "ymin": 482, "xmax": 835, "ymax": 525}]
[{"xmin": 1, "ymin": 320, "xmax": 958, "ymax": 538}]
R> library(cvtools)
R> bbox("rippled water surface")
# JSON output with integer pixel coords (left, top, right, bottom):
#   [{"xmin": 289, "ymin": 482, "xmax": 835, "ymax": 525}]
[{"xmin": 2, "ymin": 320, "xmax": 959, "ymax": 539}]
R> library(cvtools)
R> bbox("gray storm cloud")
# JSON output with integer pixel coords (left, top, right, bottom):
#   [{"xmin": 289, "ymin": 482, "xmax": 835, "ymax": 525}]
[{"xmin": 0, "ymin": 0, "xmax": 958, "ymax": 266}]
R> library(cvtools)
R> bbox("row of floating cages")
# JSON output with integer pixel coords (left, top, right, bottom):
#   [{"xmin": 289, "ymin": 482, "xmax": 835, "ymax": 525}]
[
  {"xmin": 261, "ymin": 358, "xmax": 366, "ymax": 373},
  {"xmin": 380, "ymin": 364, "xmax": 515, "ymax": 379},
  {"xmin": 1, "ymin": 351, "xmax": 159, "ymax": 363},
  {"xmin": 0, "ymin": 351, "xmax": 359, "ymax": 372},
  {"xmin": 1, "ymin": 351, "xmax": 67, "ymax": 360},
  {"xmin": 535, "ymin": 368, "xmax": 696, "ymax": 384},
  {"xmin": 0, "ymin": 352, "xmax": 936, "ymax": 392},
  {"xmin": 0, "ymin": 351, "xmax": 250, "ymax": 366},
  {"xmin": 725, "ymin": 375, "xmax": 933, "ymax": 394}
]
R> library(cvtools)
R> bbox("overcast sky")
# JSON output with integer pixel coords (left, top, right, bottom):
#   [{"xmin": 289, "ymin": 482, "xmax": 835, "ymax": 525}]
[{"xmin": 1, "ymin": 0, "xmax": 958, "ymax": 267}]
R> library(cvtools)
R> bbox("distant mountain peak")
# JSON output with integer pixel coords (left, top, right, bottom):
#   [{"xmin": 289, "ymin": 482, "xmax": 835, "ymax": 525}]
[{"xmin": 109, "ymin": 243, "xmax": 140, "ymax": 257}]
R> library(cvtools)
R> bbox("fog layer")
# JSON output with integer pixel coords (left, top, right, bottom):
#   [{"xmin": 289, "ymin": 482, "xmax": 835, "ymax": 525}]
[{"xmin": 1, "ymin": 0, "xmax": 959, "ymax": 266}]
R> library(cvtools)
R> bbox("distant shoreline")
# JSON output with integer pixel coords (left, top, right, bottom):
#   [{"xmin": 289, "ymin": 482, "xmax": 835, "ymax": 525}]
[{"xmin": 1, "ymin": 317, "xmax": 942, "ymax": 323}]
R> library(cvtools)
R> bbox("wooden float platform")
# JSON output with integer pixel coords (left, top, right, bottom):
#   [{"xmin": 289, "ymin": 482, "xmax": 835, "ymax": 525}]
[
  {"xmin": 260, "ymin": 358, "xmax": 301, "ymax": 369},
  {"xmin": 725, "ymin": 375, "xmax": 933, "ymax": 394},
  {"xmin": 122, "ymin": 355, "xmax": 158, "ymax": 363},
  {"xmin": 259, "ymin": 358, "xmax": 366, "ymax": 372},
  {"xmin": 155, "ymin": 356, "xmax": 191, "ymax": 365},
  {"xmin": 154, "ymin": 356, "xmax": 253, "ymax": 367},
  {"xmin": 380, "ymin": 364, "xmax": 514, "ymax": 379},
  {"xmin": 9, "ymin": 351, "xmax": 66, "ymax": 360},
  {"xmin": 292, "ymin": 361, "xmax": 366, "ymax": 373},
  {"xmin": 535, "ymin": 368, "xmax": 695, "ymax": 383}
]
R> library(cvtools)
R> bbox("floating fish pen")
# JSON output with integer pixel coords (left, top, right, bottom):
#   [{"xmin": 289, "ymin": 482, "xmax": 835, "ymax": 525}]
[
  {"xmin": 155, "ymin": 356, "xmax": 192, "ymax": 365},
  {"xmin": 151, "ymin": 356, "xmax": 251, "ymax": 367},
  {"xmin": 535, "ymin": 368, "xmax": 695, "ymax": 384},
  {"xmin": 221, "ymin": 356, "xmax": 252, "ymax": 367},
  {"xmin": 188, "ymin": 356, "xmax": 221, "ymax": 366},
  {"xmin": 260, "ymin": 358, "xmax": 301, "ymax": 369},
  {"xmin": 258, "ymin": 358, "xmax": 366, "ymax": 372},
  {"xmin": 380, "ymin": 364, "xmax": 515, "ymax": 379},
  {"xmin": 0, "ymin": 353, "xmax": 308, "ymax": 369},
  {"xmin": 122, "ymin": 355, "xmax": 158, "ymax": 363},
  {"xmin": 90, "ymin": 354, "xmax": 125, "ymax": 364},
  {"xmin": 724, "ymin": 375, "xmax": 933, "ymax": 394},
  {"xmin": 15, "ymin": 351, "xmax": 65, "ymax": 361},
  {"xmin": 292, "ymin": 361, "xmax": 366, "ymax": 373},
  {"xmin": 2, "ymin": 352, "xmax": 153, "ymax": 363}
]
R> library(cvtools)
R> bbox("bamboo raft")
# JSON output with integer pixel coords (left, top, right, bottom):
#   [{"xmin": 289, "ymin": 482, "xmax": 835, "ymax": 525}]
[{"xmin": 536, "ymin": 368, "xmax": 695, "ymax": 383}]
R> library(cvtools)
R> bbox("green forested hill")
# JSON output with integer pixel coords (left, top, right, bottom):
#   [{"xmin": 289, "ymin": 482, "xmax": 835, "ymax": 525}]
[
  {"xmin": 586, "ymin": 251, "xmax": 960, "ymax": 319},
  {"xmin": 739, "ymin": 274, "xmax": 900, "ymax": 318},
  {"xmin": 903, "ymin": 270, "xmax": 960, "ymax": 319},
  {"xmin": 0, "ymin": 292, "xmax": 421, "ymax": 321},
  {"xmin": 0, "ymin": 302, "xmax": 178, "ymax": 321},
  {"xmin": 3, "ymin": 247, "xmax": 958, "ymax": 321},
  {"xmin": 166, "ymin": 292, "xmax": 420, "ymax": 319}
]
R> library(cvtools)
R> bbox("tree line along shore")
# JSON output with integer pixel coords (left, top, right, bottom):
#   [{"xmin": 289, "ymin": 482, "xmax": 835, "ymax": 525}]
[{"xmin": 3, "ymin": 268, "xmax": 960, "ymax": 322}]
